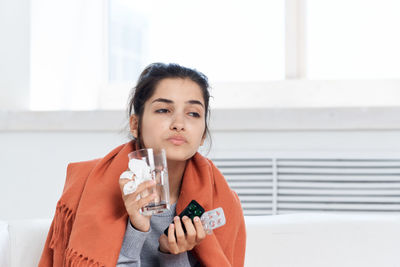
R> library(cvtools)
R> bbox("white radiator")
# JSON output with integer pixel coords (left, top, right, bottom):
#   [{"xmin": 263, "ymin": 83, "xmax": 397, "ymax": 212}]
[{"xmin": 213, "ymin": 158, "xmax": 400, "ymax": 216}]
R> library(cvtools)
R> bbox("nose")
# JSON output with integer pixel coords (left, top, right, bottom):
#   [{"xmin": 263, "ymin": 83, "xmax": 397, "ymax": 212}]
[{"xmin": 170, "ymin": 113, "xmax": 185, "ymax": 131}]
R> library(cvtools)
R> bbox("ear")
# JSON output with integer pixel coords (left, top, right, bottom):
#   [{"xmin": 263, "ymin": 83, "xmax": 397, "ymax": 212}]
[{"xmin": 129, "ymin": 115, "xmax": 138, "ymax": 138}]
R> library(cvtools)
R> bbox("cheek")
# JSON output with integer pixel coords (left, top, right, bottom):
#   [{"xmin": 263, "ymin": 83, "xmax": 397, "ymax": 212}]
[
  {"xmin": 140, "ymin": 116, "xmax": 168, "ymax": 146},
  {"xmin": 194, "ymin": 121, "xmax": 206, "ymax": 142}
]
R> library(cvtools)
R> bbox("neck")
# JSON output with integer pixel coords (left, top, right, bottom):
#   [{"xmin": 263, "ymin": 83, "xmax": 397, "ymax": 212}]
[{"xmin": 167, "ymin": 159, "xmax": 187, "ymax": 204}]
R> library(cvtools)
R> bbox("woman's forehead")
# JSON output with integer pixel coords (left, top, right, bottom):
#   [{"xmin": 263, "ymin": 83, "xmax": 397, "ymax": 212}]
[{"xmin": 150, "ymin": 78, "xmax": 204, "ymax": 105}]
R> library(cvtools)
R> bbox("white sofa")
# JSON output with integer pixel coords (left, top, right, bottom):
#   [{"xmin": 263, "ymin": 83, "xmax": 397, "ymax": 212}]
[
  {"xmin": 0, "ymin": 219, "xmax": 50, "ymax": 267},
  {"xmin": 245, "ymin": 214, "xmax": 400, "ymax": 267},
  {"xmin": 1, "ymin": 214, "xmax": 400, "ymax": 267}
]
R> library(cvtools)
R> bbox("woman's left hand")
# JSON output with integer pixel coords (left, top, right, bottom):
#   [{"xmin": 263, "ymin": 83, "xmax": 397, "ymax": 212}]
[{"xmin": 159, "ymin": 215, "xmax": 206, "ymax": 254}]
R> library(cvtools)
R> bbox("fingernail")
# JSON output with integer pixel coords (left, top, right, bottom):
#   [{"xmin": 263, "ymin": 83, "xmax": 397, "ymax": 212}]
[
  {"xmin": 194, "ymin": 217, "xmax": 200, "ymax": 222},
  {"xmin": 174, "ymin": 216, "xmax": 180, "ymax": 221},
  {"xmin": 182, "ymin": 216, "xmax": 188, "ymax": 221}
]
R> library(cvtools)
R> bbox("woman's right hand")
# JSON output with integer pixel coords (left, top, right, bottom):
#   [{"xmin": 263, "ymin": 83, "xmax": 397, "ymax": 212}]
[{"xmin": 119, "ymin": 178, "xmax": 157, "ymax": 232}]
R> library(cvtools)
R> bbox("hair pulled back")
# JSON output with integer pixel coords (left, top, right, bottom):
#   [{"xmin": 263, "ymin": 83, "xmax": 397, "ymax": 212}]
[{"xmin": 127, "ymin": 63, "xmax": 211, "ymax": 148}]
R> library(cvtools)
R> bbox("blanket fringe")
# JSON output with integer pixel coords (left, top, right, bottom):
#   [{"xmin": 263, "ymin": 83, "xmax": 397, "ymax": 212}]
[
  {"xmin": 49, "ymin": 201, "xmax": 75, "ymax": 251},
  {"xmin": 65, "ymin": 247, "xmax": 103, "ymax": 267},
  {"xmin": 48, "ymin": 202, "xmax": 107, "ymax": 267}
]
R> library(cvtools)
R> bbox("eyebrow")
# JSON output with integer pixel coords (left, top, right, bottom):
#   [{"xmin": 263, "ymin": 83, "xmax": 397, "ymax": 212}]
[{"xmin": 151, "ymin": 98, "xmax": 204, "ymax": 108}]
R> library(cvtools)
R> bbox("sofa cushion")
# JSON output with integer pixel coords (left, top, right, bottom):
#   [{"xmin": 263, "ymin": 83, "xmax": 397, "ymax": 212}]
[
  {"xmin": 245, "ymin": 213, "xmax": 400, "ymax": 267},
  {"xmin": 8, "ymin": 219, "xmax": 51, "ymax": 267},
  {"xmin": 0, "ymin": 221, "xmax": 10, "ymax": 267}
]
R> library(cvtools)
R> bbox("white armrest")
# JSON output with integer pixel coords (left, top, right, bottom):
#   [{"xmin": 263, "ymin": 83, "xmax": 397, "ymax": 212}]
[
  {"xmin": 8, "ymin": 219, "xmax": 51, "ymax": 267},
  {"xmin": 0, "ymin": 221, "xmax": 10, "ymax": 267},
  {"xmin": 245, "ymin": 213, "xmax": 400, "ymax": 267}
]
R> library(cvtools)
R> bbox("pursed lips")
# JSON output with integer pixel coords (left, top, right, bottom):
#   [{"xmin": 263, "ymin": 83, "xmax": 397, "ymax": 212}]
[{"xmin": 167, "ymin": 135, "xmax": 187, "ymax": 145}]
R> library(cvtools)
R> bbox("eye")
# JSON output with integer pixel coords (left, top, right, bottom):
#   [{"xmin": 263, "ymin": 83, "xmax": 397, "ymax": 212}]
[
  {"xmin": 155, "ymin": 108, "xmax": 169, "ymax": 114},
  {"xmin": 188, "ymin": 112, "xmax": 200, "ymax": 118}
]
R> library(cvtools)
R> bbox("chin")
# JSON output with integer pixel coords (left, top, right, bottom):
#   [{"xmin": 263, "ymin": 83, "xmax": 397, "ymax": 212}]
[{"xmin": 165, "ymin": 147, "xmax": 197, "ymax": 162}]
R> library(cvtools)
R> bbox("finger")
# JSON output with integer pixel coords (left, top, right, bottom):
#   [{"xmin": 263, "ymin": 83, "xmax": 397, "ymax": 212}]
[
  {"xmin": 173, "ymin": 216, "xmax": 186, "ymax": 245},
  {"xmin": 182, "ymin": 216, "xmax": 196, "ymax": 245},
  {"xmin": 193, "ymin": 217, "xmax": 206, "ymax": 241},
  {"xmin": 123, "ymin": 179, "xmax": 155, "ymax": 201},
  {"xmin": 158, "ymin": 234, "xmax": 170, "ymax": 254},
  {"xmin": 134, "ymin": 180, "xmax": 156, "ymax": 207},
  {"xmin": 119, "ymin": 176, "xmax": 133, "ymax": 195},
  {"xmin": 120, "ymin": 181, "xmax": 138, "ymax": 202},
  {"xmin": 136, "ymin": 192, "xmax": 157, "ymax": 209},
  {"xmin": 167, "ymin": 224, "xmax": 179, "ymax": 254},
  {"xmin": 132, "ymin": 179, "xmax": 155, "ymax": 199},
  {"xmin": 134, "ymin": 180, "xmax": 156, "ymax": 196},
  {"xmin": 123, "ymin": 181, "xmax": 156, "ymax": 212}
]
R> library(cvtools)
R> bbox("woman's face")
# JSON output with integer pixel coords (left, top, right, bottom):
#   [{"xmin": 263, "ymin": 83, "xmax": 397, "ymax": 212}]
[{"xmin": 131, "ymin": 78, "xmax": 206, "ymax": 162}]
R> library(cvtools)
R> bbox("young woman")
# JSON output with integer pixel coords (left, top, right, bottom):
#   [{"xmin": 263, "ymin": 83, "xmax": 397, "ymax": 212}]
[{"xmin": 39, "ymin": 63, "xmax": 246, "ymax": 267}]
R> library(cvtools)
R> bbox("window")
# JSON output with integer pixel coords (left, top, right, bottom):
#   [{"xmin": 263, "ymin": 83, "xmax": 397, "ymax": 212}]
[
  {"xmin": 30, "ymin": 0, "xmax": 106, "ymax": 110},
  {"xmin": 25, "ymin": 0, "xmax": 400, "ymax": 110},
  {"xmin": 108, "ymin": 0, "xmax": 285, "ymax": 83},
  {"xmin": 307, "ymin": 0, "xmax": 400, "ymax": 79}
]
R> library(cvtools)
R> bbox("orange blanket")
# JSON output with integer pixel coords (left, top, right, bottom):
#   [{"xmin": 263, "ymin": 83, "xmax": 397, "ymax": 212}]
[{"xmin": 39, "ymin": 141, "xmax": 246, "ymax": 266}]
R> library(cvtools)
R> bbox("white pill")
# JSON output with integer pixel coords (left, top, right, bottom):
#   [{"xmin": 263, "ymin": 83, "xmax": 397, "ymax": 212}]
[
  {"xmin": 120, "ymin": 170, "xmax": 134, "ymax": 180},
  {"xmin": 123, "ymin": 180, "xmax": 137, "ymax": 195}
]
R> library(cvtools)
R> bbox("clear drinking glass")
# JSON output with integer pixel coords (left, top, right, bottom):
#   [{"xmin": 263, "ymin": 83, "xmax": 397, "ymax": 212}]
[{"xmin": 127, "ymin": 148, "xmax": 170, "ymax": 215}]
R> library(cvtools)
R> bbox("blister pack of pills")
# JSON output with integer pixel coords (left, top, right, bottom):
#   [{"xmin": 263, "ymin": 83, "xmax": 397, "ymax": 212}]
[
  {"xmin": 163, "ymin": 200, "xmax": 226, "ymax": 236},
  {"xmin": 200, "ymin": 207, "xmax": 226, "ymax": 234}
]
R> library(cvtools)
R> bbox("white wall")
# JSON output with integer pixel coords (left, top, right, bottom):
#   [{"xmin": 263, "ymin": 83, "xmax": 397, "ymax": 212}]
[
  {"xmin": 1, "ymin": 108, "xmax": 400, "ymax": 220},
  {"xmin": 0, "ymin": 131, "xmax": 127, "ymax": 220}
]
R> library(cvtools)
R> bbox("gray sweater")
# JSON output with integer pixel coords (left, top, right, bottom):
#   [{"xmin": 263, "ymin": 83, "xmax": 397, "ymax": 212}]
[{"xmin": 117, "ymin": 203, "xmax": 198, "ymax": 267}]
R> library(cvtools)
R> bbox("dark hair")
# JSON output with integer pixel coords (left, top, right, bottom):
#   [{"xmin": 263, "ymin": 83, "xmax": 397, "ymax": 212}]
[{"xmin": 127, "ymin": 63, "xmax": 211, "ymax": 149}]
